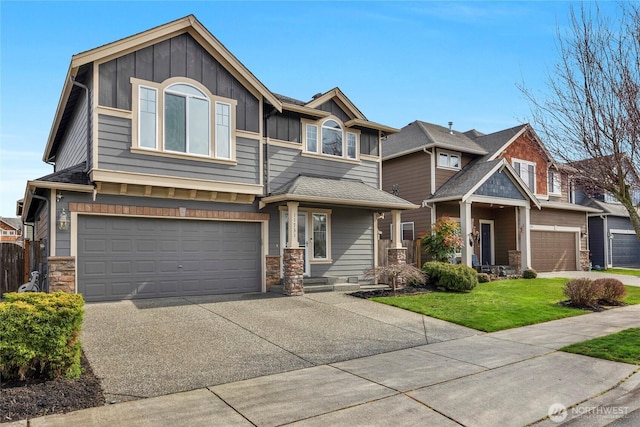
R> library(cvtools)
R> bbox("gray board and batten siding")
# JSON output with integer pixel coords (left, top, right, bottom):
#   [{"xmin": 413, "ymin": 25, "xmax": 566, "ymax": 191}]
[
  {"xmin": 265, "ymin": 108, "xmax": 380, "ymax": 157},
  {"xmin": 97, "ymin": 114, "xmax": 261, "ymax": 185},
  {"xmin": 267, "ymin": 145, "xmax": 379, "ymax": 190},
  {"xmin": 77, "ymin": 215, "xmax": 261, "ymax": 302},
  {"xmin": 98, "ymin": 33, "xmax": 260, "ymax": 133}
]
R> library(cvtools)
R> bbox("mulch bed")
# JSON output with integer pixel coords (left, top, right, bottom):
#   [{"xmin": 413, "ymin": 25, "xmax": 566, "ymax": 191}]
[
  {"xmin": 0, "ymin": 350, "xmax": 105, "ymax": 423},
  {"xmin": 350, "ymin": 283, "xmax": 437, "ymax": 299}
]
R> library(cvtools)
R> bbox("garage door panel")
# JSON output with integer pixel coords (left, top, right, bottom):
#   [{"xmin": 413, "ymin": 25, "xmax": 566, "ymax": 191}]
[
  {"xmin": 78, "ymin": 216, "xmax": 262, "ymax": 301},
  {"xmin": 612, "ymin": 233, "xmax": 640, "ymax": 267},
  {"xmin": 531, "ymin": 231, "xmax": 577, "ymax": 272}
]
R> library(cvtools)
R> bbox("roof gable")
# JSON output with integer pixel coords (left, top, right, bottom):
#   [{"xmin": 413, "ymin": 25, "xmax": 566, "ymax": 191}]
[
  {"xmin": 43, "ymin": 14, "xmax": 281, "ymax": 162},
  {"xmin": 305, "ymin": 88, "xmax": 366, "ymax": 121}
]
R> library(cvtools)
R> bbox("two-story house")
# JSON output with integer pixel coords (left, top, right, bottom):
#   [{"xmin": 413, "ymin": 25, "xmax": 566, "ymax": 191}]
[
  {"xmin": 381, "ymin": 121, "xmax": 600, "ymax": 272},
  {"xmin": 18, "ymin": 15, "xmax": 416, "ymax": 302},
  {"xmin": 0, "ymin": 217, "xmax": 22, "ymax": 243}
]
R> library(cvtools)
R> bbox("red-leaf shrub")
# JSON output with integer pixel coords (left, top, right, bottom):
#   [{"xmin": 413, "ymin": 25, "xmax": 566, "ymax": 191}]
[
  {"xmin": 593, "ymin": 278, "xmax": 627, "ymax": 304},
  {"xmin": 563, "ymin": 278, "xmax": 603, "ymax": 308}
]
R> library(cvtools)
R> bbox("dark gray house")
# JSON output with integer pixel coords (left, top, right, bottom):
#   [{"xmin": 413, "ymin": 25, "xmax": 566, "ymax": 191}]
[
  {"xmin": 580, "ymin": 198, "xmax": 640, "ymax": 269},
  {"xmin": 19, "ymin": 15, "xmax": 416, "ymax": 301}
]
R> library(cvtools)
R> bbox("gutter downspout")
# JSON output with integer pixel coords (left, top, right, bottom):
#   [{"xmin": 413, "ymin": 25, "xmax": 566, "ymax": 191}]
[
  {"xmin": 423, "ymin": 147, "xmax": 435, "ymax": 195},
  {"xmin": 70, "ymin": 77, "xmax": 91, "ymax": 173}
]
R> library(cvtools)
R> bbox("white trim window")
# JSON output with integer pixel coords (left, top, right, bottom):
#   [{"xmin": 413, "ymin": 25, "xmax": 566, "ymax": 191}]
[
  {"xmin": 303, "ymin": 117, "xmax": 359, "ymax": 161},
  {"xmin": 437, "ymin": 150, "xmax": 461, "ymax": 170},
  {"xmin": 389, "ymin": 222, "xmax": 415, "ymax": 240},
  {"xmin": 548, "ymin": 171, "xmax": 561, "ymax": 195},
  {"xmin": 133, "ymin": 77, "xmax": 237, "ymax": 161},
  {"xmin": 312, "ymin": 213, "xmax": 329, "ymax": 260},
  {"xmin": 513, "ymin": 159, "xmax": 536, "ymax": 192}
]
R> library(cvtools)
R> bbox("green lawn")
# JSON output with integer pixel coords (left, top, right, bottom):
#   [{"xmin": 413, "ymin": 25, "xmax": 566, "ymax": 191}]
[
  {"xmin": 561, "ymin": 328, "xmax": 640, "ymax": 365},
  {"xmin": 372, "ymin": 278, "xmax": 640, "ymax": 333}
]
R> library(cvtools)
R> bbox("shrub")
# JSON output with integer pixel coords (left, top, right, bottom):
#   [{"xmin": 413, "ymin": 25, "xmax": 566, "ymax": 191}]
[
  {"xmin": 0, "ymin": 292, "xmax": 84, "ymax": 380},
  {"xmin": 364, "ymin": 264, "xmax": 426, "ymax": 292},
  {"xmin": 422, "ymin": 217, "xmax": 463, "ymax": 262},
  {"xmin": 563, "ymin": 278, "xmax": 603, "ymax": 308},
  {"xmin": 477, "ymin": 273, "xmax": 491, "ymax": 283},
  {"xmin": 522, "ymin": 268, "xmax": 538, "ymax": 279},
  {"xmin": 423, "ymin": 261, "xmax": 478, "ymax": 292},
  {"xmin": 593, "ymin": 278, "xmax": 627, "ymax": 304}
]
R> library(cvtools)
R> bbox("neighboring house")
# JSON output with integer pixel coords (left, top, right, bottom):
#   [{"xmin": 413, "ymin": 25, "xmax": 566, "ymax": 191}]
[
  {"xmin": 0, "ymin": 217, "xmax": 22, "ymax": 242},
  {"xmin": 569, "ymin": 157, "xmax": 640, "ymax": 269},
  {"xmin": 381, "ymin": 121, "xmax": 600, "ymax": 272},
  {"xmin": 18, "ymin": 15, "xmax": 416, "ymax": 301}
]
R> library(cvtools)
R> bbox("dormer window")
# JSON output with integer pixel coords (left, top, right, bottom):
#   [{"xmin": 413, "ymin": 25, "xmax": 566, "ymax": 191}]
[{"xmin": 303, "ymin": 117, "xmax": 359, "ymax": 160}]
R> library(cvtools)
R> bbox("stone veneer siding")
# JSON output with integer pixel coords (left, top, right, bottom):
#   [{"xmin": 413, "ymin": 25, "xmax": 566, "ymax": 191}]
[
  {"xmin": 48, "ymin": 256, "xmax": 76, "ymax": 293},
  {"xmin": 282, "ymin": 248, "xmax": 304, "ymax": 296},
  {"xmin": 580, "ymin": 250, "xmax": 590, "ymax": 271},
  {"xmin": 387, "ymin": 248, "xmax": 407, "ymax": 266},
  {"xmin": 508, "ymin": 250, "xmax": 521, "ymax": 272},
  {"xmin": 266, "ymin": 255, "xmax": 281, "ymax": 289}
]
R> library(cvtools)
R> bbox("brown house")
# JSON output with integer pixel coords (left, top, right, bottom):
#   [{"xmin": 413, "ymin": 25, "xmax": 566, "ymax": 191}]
[
  {"xmin": 381, "ymin": 121, "xmax": 600, "ymax": 272},
  {"xmin": 0, "ymin": 217, "xmax": 22, "ymax": 243}
]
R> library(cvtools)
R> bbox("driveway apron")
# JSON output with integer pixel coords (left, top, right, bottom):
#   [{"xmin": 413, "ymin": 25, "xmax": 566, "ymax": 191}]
[{"xmin": 80, "ymin": 292, "xmax": 479, "ymax": 401}]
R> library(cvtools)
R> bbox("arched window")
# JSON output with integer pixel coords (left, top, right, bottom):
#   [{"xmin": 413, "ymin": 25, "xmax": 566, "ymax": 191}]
[
  {"xmin": 322, "ymin": 120, "xmax": 343, "ymax": 156},
  {"xmin": 164, "ymin": 84, "xmax": 210, "ymax": 156}
]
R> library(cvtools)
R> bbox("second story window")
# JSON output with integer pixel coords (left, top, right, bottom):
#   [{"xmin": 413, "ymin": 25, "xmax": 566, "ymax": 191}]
[
  {"xmin": 303, "ymin": 117, "xmax": 359, "ymax": 161},
  {"xmin": 133, "ymin": 78, "xmax": 237, "ymax": 162},
  {"xmin": 548, "ymin": 171, "xmax": 561, "ymax": 195},
  {"xmin": 437, "ymin": 150, "xmax": 461, "ymax": 170},
  {"xmin": 513, "ymin": 159, "xmax": 536, "ymax": 193},
  {"xmin": 165, "ymin": 84, "xmax": 210, "ymax": 156}
]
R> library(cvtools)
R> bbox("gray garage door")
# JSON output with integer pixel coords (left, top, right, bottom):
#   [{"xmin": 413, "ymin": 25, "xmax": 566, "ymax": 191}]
[
  {"xmin": 78, "ymin": 216, "xmax": 261, "ymax": 302},
  {"xmin": 612, "ymin": 233, "xmax": 640, "ymax": 268},
  {"xmin": 531, "ymin": 231, "xmax": 577, "ymax": 272}
]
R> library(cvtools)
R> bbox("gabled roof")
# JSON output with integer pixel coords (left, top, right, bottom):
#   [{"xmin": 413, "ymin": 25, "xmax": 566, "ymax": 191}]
[
  {"xmin": 471, "ymin": 123, "xmax": 555, "ymax": 165},
  {"xmin": 382, "ymin": 121, "xmax": 487, "ymax": 160},
  {"xmin": 425, "ymin": 158, "xmax": 540, "ymax": 208},
  {"xmin": 35, "ymin": 162, "xmax": 91, "ymax": 186},
  {"xmin": 260, "ymin": 175, "xmax": 418, "ymax": 210},
  {"xmin": 44, "ymin": 14, "xmax": 282, "ymax": 162},
  {"xmin": 276, "ymin": 89, "xmax": 399, "ymax": 134}
]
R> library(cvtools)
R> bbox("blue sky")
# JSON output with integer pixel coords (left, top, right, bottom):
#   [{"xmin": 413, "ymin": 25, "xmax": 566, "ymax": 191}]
[{"xmin": 0, "ymin": 1, "xmax": 622, "ymax": 217}]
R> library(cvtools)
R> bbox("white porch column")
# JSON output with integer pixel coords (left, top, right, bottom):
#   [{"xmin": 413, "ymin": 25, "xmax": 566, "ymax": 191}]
[
  {"xmin": 286, "ymin": 201, "xmax": 299, "ymax": 249},
  {"xmin": 460, "ymin": 201, "xmax": 472, "ymax": 267},
  {"xmin": 391, "ymin": 210, "xmax": 403, "ymax": 249},
  {"xmin": 518, "ymin": 205, "xmax": 531, "ymax": 270}
]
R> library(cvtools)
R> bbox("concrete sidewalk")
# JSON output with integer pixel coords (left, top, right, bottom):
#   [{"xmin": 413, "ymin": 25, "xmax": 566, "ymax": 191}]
[
  {"xmin": 538, "ymin": 270, "xmax": 640, "ymax": 287},
  {"xmin": 10, "ymin": 297, "xmax": 640, "ymax": 426}
]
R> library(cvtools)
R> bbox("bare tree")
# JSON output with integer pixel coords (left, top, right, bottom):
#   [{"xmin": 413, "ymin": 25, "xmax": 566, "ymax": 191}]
[{"xmin": 521, "ymin": 2, "xmax": 640, "ymax": 239}]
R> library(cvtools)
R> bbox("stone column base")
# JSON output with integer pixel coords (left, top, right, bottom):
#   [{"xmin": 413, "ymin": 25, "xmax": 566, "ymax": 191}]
[
  {"xmin": 580, "ymin": 250, "xmax": 591, "ymax": 271},
  {"xmin": 48, "ymin": 256, "xmax": 76, "ymax": 293},
  {"xmin": 508, "ymin": 250, "xmax": 522, "ymax": 272},
  {"xmin": 266, "ymin": 255, "xmax": 281, "ymax": 289},
  {"xmin": 387, "ymin": 248, "xmax": 407, "ymax": 266},
  {"xmin": 282, "ymin": 248, "xmax": 304, "ymax": 296}
]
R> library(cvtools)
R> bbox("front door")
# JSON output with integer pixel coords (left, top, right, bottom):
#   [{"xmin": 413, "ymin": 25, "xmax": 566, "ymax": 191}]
[
  {"xmin": 281, "ymin": 211, "xmax": 310, "ymax": 276},
  {"xmin": 480, "ymin": 220, "xmax": 494, "ymax": 266}
]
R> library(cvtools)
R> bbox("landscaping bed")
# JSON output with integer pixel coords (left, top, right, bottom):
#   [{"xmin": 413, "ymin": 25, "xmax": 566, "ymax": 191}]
[{"xmin": 0, "ymin": 350, "xmax": 104, "ymax": 423}]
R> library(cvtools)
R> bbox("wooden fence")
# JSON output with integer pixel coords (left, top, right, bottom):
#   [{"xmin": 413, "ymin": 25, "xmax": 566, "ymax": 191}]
[
  {"xmin": 1, "ymin": 243, "xmax": 24, "ymax": 294},
  {"xmin": 377, "ymin": 239, "xmax": 423, "ymax": 268}
]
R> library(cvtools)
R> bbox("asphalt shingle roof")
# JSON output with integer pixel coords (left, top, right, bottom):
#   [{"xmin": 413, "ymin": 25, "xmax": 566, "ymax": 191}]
[
  {"xmin": 382, "ymin": 120, "xmax": 487, "ymax": 159},
  {"xmin": 35, "ymin": 163, "xmax": 90, "ymax": 186},
  {"xmin": 269, "ymin": 175, "xmax": 417, "ymax": 209},
  {"xmin": 427, "ymin": 159, "xmax": 503, "ymax": 200}
]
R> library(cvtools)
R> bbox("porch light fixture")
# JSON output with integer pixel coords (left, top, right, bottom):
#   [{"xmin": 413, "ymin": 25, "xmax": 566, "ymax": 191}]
[{"xmin": 57, "ymin": 208, "xmax": 70, "ymax": 231}]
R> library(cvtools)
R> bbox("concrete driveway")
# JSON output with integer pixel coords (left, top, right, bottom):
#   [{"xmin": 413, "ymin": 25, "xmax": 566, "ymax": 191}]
[{"xmin": 81, "ymin": 292, "xmax": 479, "ymax": 402}]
